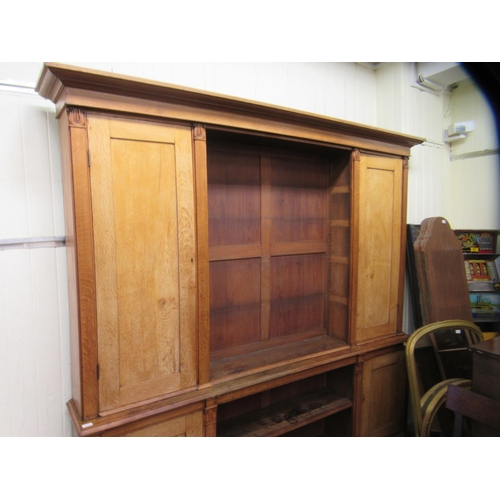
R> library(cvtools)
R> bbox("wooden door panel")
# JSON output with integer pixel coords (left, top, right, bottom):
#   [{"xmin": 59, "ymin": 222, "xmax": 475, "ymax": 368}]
[
  {"xmin": 123, "ymin": 411, "xmax": 203, "ymax": 437},
  {"xmin": 359, "ymin": 349, "xmax": 406, "ymax": 436},
  {"xmin": 88, "ymin": 115, "xmax": 197, "ymax": 413},
  {"xmin": 101, "ymin": 409, "xmax": 204, "ymax": 437},
  {"xmin": 355, "ymin": 155, "xmax": 403, "ymax": 342}
]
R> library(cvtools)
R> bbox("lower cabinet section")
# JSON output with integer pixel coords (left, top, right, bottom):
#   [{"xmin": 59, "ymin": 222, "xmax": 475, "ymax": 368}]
[
  {"xmin": 75, "ymin": 345, "xmax": 406, "ymax": 437},
  {"xmin": 356, "ymin": 347, "xmax": 407, "ymax": 437}
]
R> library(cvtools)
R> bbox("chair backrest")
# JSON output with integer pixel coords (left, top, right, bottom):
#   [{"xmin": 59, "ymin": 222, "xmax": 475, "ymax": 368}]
[
  {"xmin": 405, "ymin": 319, "xmax": 483, "ymax": 436},
  {"xmin": 446, "ymin": 384, "xmax": 500, "ymax": 436}
]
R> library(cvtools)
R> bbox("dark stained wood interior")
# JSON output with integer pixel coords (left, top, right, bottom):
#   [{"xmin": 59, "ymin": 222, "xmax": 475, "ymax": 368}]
[
  {"xmin": 217, "ymin": 365, "xmax": 354, "ymax": 437},
  {"xmin": 207, "ymin": 133, "xmax": 351, "ymax": 368}
]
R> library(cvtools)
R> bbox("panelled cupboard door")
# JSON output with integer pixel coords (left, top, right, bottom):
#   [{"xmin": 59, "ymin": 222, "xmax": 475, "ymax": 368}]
[
  {"xmin": 87, "ymin": 115, "xmax": 197, "ymax": 414},
  {"xmin": 359, "ymin": 349, "xmax": 406, "ymax": 436},
  {"xmin": 354, "ymin": 154, "xmax": 403, "ymax": 342}
]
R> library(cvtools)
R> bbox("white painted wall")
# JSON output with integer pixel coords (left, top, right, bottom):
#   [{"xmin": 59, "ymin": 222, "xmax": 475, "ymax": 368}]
[
  {"xmin": 0, "ymin": 85, "xmax": 71, "ymax": 436},
  {"xmin": 445, "ymin": 78, "xmax": 500, "ymax": 229},
  {"xmin": 0, "ymin": 62, "xmax": 498, "ymax": 436}
]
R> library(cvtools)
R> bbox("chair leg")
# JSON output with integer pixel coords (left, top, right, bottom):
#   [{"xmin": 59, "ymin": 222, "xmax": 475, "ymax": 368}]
[{"xmin": 453, "ymin": 412, "xmax": 463, "ymax": 437}]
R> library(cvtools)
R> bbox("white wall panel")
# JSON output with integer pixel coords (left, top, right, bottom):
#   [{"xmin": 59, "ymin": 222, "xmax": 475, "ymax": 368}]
[
  {"xmin": 445, "ymin": 78, "xmax": 500, "ymax": 229},
  {"xmin": 0, "ymin": 93, "xmax": 29, "ymax": 238},
  {"xmin": 449, "ymin": 78, "xmax": 499, "ymax": 154},
  {"xmin": 344, "ymin": 63, "xmax": 377, "ymax": 125},
  {"xmin": 0, "ymin": 249, "xmax": 11, "ymax": 433},
  {"xmin": 0, "ymin": 248, "xmax": 71, "ymax": 436},
  {"xmin": 0, "ymin": 77, "xmax": 69, "ymax": 436},
  {"xmin": 0, "ymin": 63, "xmax": 42, "ymax": 87},
  {"xmin": 376, "ymin": 63, "xmax": 462, "ymax": 227},
  {"xmin": 0, "ymin": 91, "xmax": 63, "ymax": 239},
  {"xmin": 407, "ymin": 144, "xmax": 450, "ymax": 224},
  {"xmin": 447, "ymin": 155, "xmax": 500, "ymax": 229},
  {"xmin": 2, "ymin": 249, "xmax": 41, "ymax": 436}
]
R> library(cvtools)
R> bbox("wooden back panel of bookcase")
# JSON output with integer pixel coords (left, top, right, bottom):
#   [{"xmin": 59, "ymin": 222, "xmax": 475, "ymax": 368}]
[{"xmin": 207, "ymin": 137, "xmax": 351, "ymax": 361}]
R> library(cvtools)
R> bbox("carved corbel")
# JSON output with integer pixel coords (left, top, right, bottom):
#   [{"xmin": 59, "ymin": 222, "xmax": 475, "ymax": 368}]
[
  {"xmin": 67, "ymin": 107, "xmax": 87, "ymax": 128},
  {"xmin": 193, "ymin": 123, "xmax": 206, "ymax": 141}
]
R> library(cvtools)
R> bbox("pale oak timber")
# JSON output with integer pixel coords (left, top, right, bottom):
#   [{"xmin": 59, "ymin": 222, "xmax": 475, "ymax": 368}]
[
  {"xmin": 100, "ymin": 403, "xmax": 205, "ymax": 437},
  {"xmin": 36, "ymin": 63, "xmax": 423, "ymax": 437},
  {"xmin": 193, "ymin": 124, "xmax": 211, "ymax": 386},
  {"xmin": 357, "ymin": 346, "xmax": 406, "ymax": 436},
  {"xmin": 88, "ymin": 115, "xmax": 197, "ymax": 412},
  {"xmin": 348, "ymin": 150, "xmax": 360, "ymax": 347},
  {"xmin": 354, "ymin": 154, "xmax": 403, "ymax": 342},
  {"xmin": 67, "ymin": 109, "xmax": 99, "ymax": 420},
  {"xmin": 397, "ymin": 158, "xmax": 410, "ymax": 331}
]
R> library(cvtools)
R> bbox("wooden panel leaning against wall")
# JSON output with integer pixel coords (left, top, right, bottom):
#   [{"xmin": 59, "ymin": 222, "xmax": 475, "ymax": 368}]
[{"xmin": 36, "ymin": 62, "xmax": 423, "ymax": 437}]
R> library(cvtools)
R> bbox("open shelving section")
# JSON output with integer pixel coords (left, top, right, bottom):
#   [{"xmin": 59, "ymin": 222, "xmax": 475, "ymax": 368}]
[{"xmin": 217, "ymin": 366, "xmax": 354, "ymax": 437}]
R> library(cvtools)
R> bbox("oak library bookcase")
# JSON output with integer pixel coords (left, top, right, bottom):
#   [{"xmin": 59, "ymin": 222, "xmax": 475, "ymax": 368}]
[{"xmin": 36, "ymin": 63, "xmax": 423, "ymax": 437}]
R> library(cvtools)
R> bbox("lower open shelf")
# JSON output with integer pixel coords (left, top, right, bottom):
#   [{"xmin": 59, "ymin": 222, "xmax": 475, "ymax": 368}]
[
  {"xmin": 216, "ymin": 365, "xmax": 353, "ymax": 437},
  {"xmin": 217, "ymin": 389, "xmax": 352, "ymax": 437}
]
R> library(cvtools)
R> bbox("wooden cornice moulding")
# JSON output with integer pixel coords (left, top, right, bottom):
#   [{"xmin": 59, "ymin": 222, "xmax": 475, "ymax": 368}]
[{"xmin": 36, "ymin": 62, "xmax": 424, "ymax": 155}]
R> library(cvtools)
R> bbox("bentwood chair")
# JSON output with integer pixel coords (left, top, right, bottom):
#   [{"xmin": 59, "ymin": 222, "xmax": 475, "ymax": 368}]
[{"xmin": 405, "ymin": 319, "xmax": 483, "ymax": 437}]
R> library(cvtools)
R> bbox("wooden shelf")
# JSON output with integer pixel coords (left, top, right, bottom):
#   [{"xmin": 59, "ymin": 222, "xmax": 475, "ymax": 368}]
[
  {"xmin": 217, "ymin": 388, "xmax": 352, "ymax": 437},
  {"xmin": 210, "ymin": 336, "xmax": 348, "ymax": 382}
]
